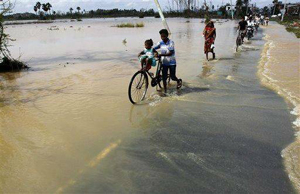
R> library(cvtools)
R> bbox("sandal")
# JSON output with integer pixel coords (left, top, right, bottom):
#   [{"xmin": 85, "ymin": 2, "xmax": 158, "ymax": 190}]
[{"xmin": 177, "ymin": 79, "xmax": 182, "ymax": 89}]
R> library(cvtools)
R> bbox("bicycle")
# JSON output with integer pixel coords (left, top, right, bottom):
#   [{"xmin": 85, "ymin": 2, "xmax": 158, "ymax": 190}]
[
  {"xmin": 236, "ymin": 31, "xmax": 243, "ymax": 52},
  {"xmin": 128, "ymin": 57, "xmax": 170, "ymax": 104}
]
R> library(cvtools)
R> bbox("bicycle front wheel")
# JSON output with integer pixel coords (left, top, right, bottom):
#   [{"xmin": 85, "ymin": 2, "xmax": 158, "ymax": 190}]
[
  {"xmin": 128, "ymin": 71, "xmax": 149, "ymax": 104},
  {"xmin": 236, "ymin": 37, "xmax": 240, "ymax": 52}
]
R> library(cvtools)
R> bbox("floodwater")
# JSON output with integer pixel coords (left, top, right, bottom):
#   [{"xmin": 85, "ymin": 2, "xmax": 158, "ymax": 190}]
[
  {"xmin": 0, "ymin": 18, "xmax": 297, "ymax": 193},
  {"xmin": 259, "ymin": 23, "xmax": 300, "ymax": 192}
]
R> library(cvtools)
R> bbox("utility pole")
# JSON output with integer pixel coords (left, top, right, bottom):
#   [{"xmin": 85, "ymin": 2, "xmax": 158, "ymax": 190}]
[
  {"xmin": 281, "ymin": 0, "xmax": 287, "ymax": 21},
  {"xmin": 230, "ymin": 0, "xmax": 234, "ymax": 19},
  {"xmin": 153, "ymin": 0, "xmax": 171, "ymax": 35}
]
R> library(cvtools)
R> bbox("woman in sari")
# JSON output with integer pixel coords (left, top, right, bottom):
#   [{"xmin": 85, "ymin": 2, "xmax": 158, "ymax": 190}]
[{"xmin": 203, "ymin": 21, "xmax": 216, "ymax": 61}]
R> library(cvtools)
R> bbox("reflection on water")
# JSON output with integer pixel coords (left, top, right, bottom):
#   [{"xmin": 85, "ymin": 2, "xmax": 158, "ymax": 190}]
[
  {"xmin": 201, "ymin": 62, "xmax": 213, "ymax": 78},
  {"xmin": 0, "ymin": 18, "xmax": 297, "ymax": 193}
]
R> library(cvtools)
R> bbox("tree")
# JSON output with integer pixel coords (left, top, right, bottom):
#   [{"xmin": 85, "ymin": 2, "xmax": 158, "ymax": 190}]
[
  {"xmin": 89, "ymin": 10, "xmax": 94, "ymax": 18},
  {"xmin": 34, "ymin": 6, "xmax": 38, "ymax": 15},
  {"xmin": 272, "ymin": 0, "xmax": 278, "ymax": 15},
  {"xmin": 263, "ymin": 6, "xmax": 269, "ymax": 15},
  {"xmin": 203, "ymin": 0, "xmax": 209, "ymax": 22},
  {"xmin": 0, "ymin": 0, "xmax": 28, "ymax": 71},
  {"xmin": 236, "ymin": 0, "xmax": 248, "ymax": 18},
  {"xmin": 42, "ymin": 3, "xmax": 48, "ymax": 13},
  {"xmin": 172, "ymin": 0, "xmax": 198, "ymax": 11},
  {"xmin": 218, "ymin": 3, "xmax": 230, "ymax": 18},
  {"xmin": 36, "ymin": 2, "xmax": 41, "ymax": 12},
  {"xmin": 46, "ymin": 3, "xmax": 52, "ymax": 15},
  {"xmin": 70, "ymin": 7, "xmax": 73, "ymax": 14},
  {"xmin": 77, "ymin": 7, "xmax": 81, "ymax": 13}
]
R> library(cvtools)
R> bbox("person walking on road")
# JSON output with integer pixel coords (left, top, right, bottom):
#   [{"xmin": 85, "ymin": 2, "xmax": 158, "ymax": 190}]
[{"xmin": 203, "ymin": 21, "xmax": 216, "ymax": 61}]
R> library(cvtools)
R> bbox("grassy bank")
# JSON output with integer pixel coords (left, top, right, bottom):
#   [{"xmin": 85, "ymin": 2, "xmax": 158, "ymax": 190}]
[{"xmin": 273, "ymin": 18, "xmax": 300, "ymax": 38}]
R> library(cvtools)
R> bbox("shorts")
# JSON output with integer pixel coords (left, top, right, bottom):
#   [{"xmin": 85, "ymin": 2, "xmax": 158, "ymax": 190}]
[{"xmin": 139, "ymin": 56, "xmax": 156, "ymax": 67}]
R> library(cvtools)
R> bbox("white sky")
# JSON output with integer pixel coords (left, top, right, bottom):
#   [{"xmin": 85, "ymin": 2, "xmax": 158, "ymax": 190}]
[{"xmin": 11, "ymin": 0, "xmax": 300, "ymax": 13}]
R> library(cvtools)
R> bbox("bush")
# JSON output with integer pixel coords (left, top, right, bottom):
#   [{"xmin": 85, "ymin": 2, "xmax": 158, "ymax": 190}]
[
  {"xmin": 0, "ymin": 57, "xmax": 28, "ymax": 72},
  {"xmin": 116, "ymin": 23, "xmax": 135, "ymax": 28},
  {"xmin": 115, "ymin": 22, "xmax": 145, "ymax": 28},
  {"xmin": 135, "ymin": 22, "xmax": 144, "ymax": 27}
]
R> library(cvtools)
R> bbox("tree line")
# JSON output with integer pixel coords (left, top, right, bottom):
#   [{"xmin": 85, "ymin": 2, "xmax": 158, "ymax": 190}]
[{"xmin": 3, "ymin": 1, "xmax": 275, "ymax": 21}]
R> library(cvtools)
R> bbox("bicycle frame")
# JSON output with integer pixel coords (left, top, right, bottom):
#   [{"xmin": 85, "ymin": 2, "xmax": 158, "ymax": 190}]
[{"xmin": 143, "ymin": 58, "xmax": 163, "ymax": 82}]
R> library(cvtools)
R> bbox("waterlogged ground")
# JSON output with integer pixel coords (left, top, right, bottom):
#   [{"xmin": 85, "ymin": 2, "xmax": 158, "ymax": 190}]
[
  {"xmin": 0, "ymin": 18, "xmax": 297, "ymax": 193},
  {"xmin": 259, "ymin": 23, "xmax": 300, "ymax": 192}
]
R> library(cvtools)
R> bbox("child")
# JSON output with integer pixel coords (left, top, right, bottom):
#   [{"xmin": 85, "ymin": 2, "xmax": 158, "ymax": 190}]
[
  {"xmin": 154, "ymin": 29, "xmax": 182, "ymax": 93},
  {"xmin": 138, "ymin": 39, "xmax": 158, "ymax": 71}
]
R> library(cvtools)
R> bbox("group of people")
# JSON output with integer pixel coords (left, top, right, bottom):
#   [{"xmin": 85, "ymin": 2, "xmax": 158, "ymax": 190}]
[
  {"xmin": 137, "ymin": 22, "xmax": 217, "ymax": 94},
  {"xmin": 136, "ymin": 15, "xmax": 269, "ymax": 94},
  {"xmin": 257, "ymin": 15, "xmax": 270, "ymax": 26},
  {"xmin": 237, "ymin": 14, "xmax": 269, "ymax": 43}
]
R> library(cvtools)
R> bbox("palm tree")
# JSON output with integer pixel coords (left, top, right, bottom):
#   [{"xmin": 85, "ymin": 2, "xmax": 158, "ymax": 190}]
[
  {"xmin": 77, "ymin": 7, "xmax": 81, "ymax": 14},
  {"xmin": 34, "ymin": 6, "xmax": 38, "ymax": 15},
  {"xmin": 70, "ymin": 7, "xmax": 73, "ymax": 15},
  {"xmin": 46, "ymin": 3, "xmax": 52, "ymax": 15},
  {"xmin": 36, "ymin": 2, "xmax": 41, "ymax": 11},
  {"xmin": 35, "ymin": 2, "xmax": 41, "ymax": 16},
  {"xmin": 42, "ymin": 3, "xmax": 48, "ymax": 13}
]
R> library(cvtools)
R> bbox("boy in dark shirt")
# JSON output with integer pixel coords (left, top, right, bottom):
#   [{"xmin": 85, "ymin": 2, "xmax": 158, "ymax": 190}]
[{"xmin": 238, "ymin": 17, "xmax": 248, "ymax": 42}]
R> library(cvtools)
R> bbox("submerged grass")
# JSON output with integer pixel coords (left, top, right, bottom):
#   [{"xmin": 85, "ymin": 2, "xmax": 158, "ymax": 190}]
[
  {"xmin": 286, "ymin": 26, "xmax": 300, "ymax": 38},
  {"xmin": 115, "ymin": 22, "xmax": 144, "ymax": 28},
  {"xmin": 4, "ymin": 20, "xmax": 54, "ymax": 25},
  {"xmin": 274, "ymin": 18, "xmax": 300, "ymax": 38},
  {"xmin": 117, "ymin": 23, "xmax": 135, "ymax": 28},
  {"xmin": 135, "ymin": 22, "xmax": 144, "ymax": 27}
]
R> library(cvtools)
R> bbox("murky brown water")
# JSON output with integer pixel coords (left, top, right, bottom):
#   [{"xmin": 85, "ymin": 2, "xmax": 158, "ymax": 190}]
[
  {"xmin": 258, "ymin": 23, "xmax": 300, "ymax": 192},
  {"xmin": 0, "ymin": 18, "xmax": 297, "ymax": 193}
]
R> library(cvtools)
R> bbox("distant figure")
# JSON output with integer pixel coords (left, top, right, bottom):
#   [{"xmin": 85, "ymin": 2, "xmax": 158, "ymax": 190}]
[
  {"xmin": 154, "ymin": 29, "xmax": 182, "ymax": 93},
  {"xmin": 138, "ymin": 39, "xmax": 158, "ymax": 71},
  {"xmin": 260, "ymin": 15, "xmax": 265, "ymax": 25},
  {"xmin": 203, "ymin": 21, "xmax": 216, "ymax": 61},
  {"xmin": 247, "ymin": 17, "xmax": 255, "ymax": 27},
  {"xmin": 265, "ymin": 16, "xmax": 270, "ymax": 26}
]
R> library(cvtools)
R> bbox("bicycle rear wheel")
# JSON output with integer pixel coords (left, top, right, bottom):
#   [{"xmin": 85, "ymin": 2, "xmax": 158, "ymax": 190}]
[
  {"xmin": 236, "ymin": 37, "xmax": 241, "ymax": 52},
  {"xmin": 128, "ymin": 71, "xmax": 148, "ymax": 104}
]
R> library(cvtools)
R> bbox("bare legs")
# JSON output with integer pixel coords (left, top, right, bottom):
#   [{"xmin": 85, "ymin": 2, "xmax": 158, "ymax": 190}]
[
  {"xmin": 162, "ymin": 65, "xmax": 182, "ymax": 93},
  {"xmin": 140, "ymin": 58, "xmax": 151, "ymax": 70},
  {"xmin": 205, "ymin": 50, "xmax": 216, "ymax": 61}
]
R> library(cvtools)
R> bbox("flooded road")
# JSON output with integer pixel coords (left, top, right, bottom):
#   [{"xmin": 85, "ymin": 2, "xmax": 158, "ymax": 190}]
[{"xmin": 0, "ymin": 18, "xmax": 297, "ymax": 193}]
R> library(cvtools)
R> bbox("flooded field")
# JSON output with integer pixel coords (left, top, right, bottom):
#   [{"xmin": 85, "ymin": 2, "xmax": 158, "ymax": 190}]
[
  {"xmin": 0, "ymin": 18, "xmax": 298, "ymax": 193},
  {"xmin": 259, "ymin": 23, "xmax": 300, "ymax": 192}
]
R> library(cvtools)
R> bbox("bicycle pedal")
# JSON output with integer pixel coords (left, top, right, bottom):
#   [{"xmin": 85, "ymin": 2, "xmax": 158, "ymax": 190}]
[{"xmin": 151, "ymin": 79, "xmax": 157, "ymax": 87}]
